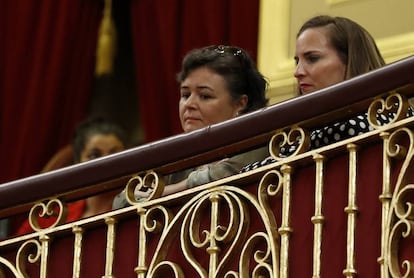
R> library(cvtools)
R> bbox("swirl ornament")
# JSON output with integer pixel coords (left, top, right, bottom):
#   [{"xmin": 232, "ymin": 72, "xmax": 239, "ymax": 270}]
[
  {"xmin": 16, "ymin": 240, "xmax": 42, "ymax": 277},
  {"xmin": 142, "ymin": 184, "xmax": 280, "ymax": 278},
  {"xmin": 179, "ymin": 191, "xmax": 248, "ymax": 277},
  {"xmin": 28, "ymin": 198, "xmax": 68, "ymax": 231},
  {"xmin": 258, "ymin": 170, "xmax": 283, "ymax": 203},
  {"xmin": 149, "ymin": 261, "xmax": 184, "ymax": 277},
  {"xmin": 0, "ymin": 238, "xmax": 48, "ymax": 278},
  {"xmin": 367, "ymin": 93, "xmax": 409, "ymax": 129},
  {"xmin": 125, "ymin": 171, "xmax": 165, "ymax": 205},
  {"xmin": 144, "ymin": 205, "xmax": 173, "ymax": 234},
  {"xmin": 240, "ymin": 232, "xmax": 274, "ymax": 278},
  {"xmin": 0, "ymin": 257, "xmax": 22, "ymax": 277},
  {"xmin": 269, "ymin": 127, "xmax": 310, "ymax": 160},
  {"xmin": 388, "ymin": 185, "xmax": 414, "ymax": 278},
  {"xmin": 385, "ymin": 127, "xmax": 414, "ymax": 277}
]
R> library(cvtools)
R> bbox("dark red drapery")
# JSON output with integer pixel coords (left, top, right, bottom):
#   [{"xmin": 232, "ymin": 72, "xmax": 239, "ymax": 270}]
[
  {"xmin": 0, "ymin": 1, "xmax": 102, "ymax": 183},
  {"xmin": 130, "ymin": 0, "xmax": 260, "ymax": 142},
  {"xmin": 0, "ymin": 0, "xmax": 260, "ymax": 182}
]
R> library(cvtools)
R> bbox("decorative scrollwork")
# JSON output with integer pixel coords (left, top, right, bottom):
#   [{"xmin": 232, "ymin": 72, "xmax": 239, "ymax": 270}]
[
  {"xmin": 149, "ymin": 261, "xmax": 184, "ymax": 277},
  {"xmin": 386, "ymin": 127, "xmax": 414, "ymax": 277},
  {"xmin": 137, "ymin": 205, "xmax": 175, "ymax": 277},
  {"xmin": 144, "ymin": 205, "xmax": 173, "ymax": 234},
  {"xmin": 368, "ymin": 93, "xmax": 409, "ymax": 129},
  {"xmin": 179, "ymin": 190, "xmax": 249, "ymax": 277},
  {"xmin": 125, "ymin": 171, "xmax": 165, "ymax": 205},
  {"xmin": 269, "ymin": 127, "xmax": 310, "ymax": 160},
  {"xmin": 239, "ymin": 232, "xmax": 274, "ymax": 278},
  {"xmin": 388, "ymin": 185, "xmax": 414, "ymax": 278},
  {"xmin": 0, "ymin": 257, "xmax": 21, "ymax": 278},
  {"xmin": 258, "ymin": 170, "xmax": 283, "ymax": 207},
  {"xmin": 143, "ymin": 186, "xmax": 280, "ymax": 278},
  {"xmin": 28, "ymin": 198, "xmax": 67, "ymax": 231},
  {"xmin": 16, "ymin": 239, "xmax": 42, "ymax": 277},
  {"xmin": 386, "ymin": 128, "xmax": 414, "ymax": 161}
]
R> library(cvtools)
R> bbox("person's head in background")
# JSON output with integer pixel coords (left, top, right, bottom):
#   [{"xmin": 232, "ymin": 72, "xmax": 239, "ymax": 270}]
[
  {"xmin": 73, "ymin": 117, "xmax": 129, "ymax": 164},
  {"xmin": 176, "ymin": 45, "xmax": 268, "ymax": 132},
  {"xmin": 294, "ymin": 15, "xmax": 385, "ymax": 95}
]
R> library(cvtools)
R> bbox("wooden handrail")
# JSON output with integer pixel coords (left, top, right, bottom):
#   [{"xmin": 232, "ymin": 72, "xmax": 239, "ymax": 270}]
[{"xmin": 1, "ymin": 55, "xmax": 414, "ymax": 216}]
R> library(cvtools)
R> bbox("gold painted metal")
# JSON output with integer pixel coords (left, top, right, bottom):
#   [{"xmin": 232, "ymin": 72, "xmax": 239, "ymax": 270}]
[
  {"xmin": 343, "ymin": 144, "xmax": 359, "ymax": 277},
  {"xmin": 103, "ymin": 217, "xmax": 117, "ymax": 278},
  {"xmin": 269, "ymin": 127, "xmax": 311, "ymax": 160},
  {"xmin": 72, "ymin": 225, "xmax": 83, "ymax": 278},
  {"xmin": 379, "ymin": 132, "xmax": 392, "ymax": 278},
  {"xmin": 16, "ymin": 239, "xmax": 42, "ymax": 277},
  {"xmin": 368, "ymin": 93, "xmax": 409, "ymax": 129},
  {"xmin": 247, "ymin": 169, "xmax": 284, "ymax": 277},
  {"xmin": 39, "ymin": 234, "xmax": 50, "ymax": 278},
  {"xmin": 311, "ymin": 153, "xmax": 326, "ymax": 278},
  {"xmin": 28, "ymin": 198, "xmax": 68, "ymax": 232},
  {"xmin": 126, "ymin": 171, "xmax": 165, "ymax": 205},
  {"xmin": 0, "ymin": 235, "xmax": 51, "ymax": 278},
  {"xmin": 134, "ymin": 181, "xmax": 282, "ymax": 278},
  {"xmin": 0, "ymin": 256, "xmax": 22, "ymax": 277},
  {"xmin": 137, "ymin": 205, "xmax": 174, "ymax": 277},
  {"xmin": 279, "ymin": 165, "xmax": 293, "ymax": 278},
  {"xmin": 207, "ymin": 193, "xmax": 221, "ymax": 277},
  {"xmin": 386, "ymin": 127, "xmax": 414, "ymax": 278},
  {"xmin": 136, "ymin": 206, "xmax": 148, "ymax": 278}
]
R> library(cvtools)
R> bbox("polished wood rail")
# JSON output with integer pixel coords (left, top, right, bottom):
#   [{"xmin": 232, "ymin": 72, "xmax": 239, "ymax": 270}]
[{"xmin": 0, "ymin": 56, "xmax": 414, "ymax": 277}]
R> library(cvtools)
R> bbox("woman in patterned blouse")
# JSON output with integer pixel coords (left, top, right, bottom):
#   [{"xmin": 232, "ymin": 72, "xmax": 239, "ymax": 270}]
[{"xmin": 241, "ymin": 15, "xmax": 405, "ymax": 172}]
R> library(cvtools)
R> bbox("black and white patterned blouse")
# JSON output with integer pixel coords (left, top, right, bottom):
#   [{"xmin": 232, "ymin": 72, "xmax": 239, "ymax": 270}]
[{"xmin": 240, "ymin": 110, "xmax": 413, "ymax": 173}]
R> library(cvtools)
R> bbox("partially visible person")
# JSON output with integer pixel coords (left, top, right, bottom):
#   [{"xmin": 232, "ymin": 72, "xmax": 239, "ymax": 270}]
[
  {"xmin": 113, "ymin": 45, "xmax": 269, "ymax": 208},
  {"xmin": 16, "ymin": 117, "xmax": 129, "ymax": 235},
  {"xmin": 294, "ymin": 15, "xmax": 384, "ymax": 95},
  {"xmin": 294, "ymin": 15, "xmax": 388, "ymax": 148},
  {"xmin": 242, "ymin": 15, "xmax": 410, "ymax": 172}
]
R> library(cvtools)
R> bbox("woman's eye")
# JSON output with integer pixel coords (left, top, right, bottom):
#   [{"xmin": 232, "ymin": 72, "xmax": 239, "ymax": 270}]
[
  {"xmin": 307, "ymin": 55, "xmax": 320, "ymax": 63},
  {"xmin": 181, "ymin": 92, "xmax": 190, "ymax": 99},
  {"xmin": 200, "ymin": 93, "xmax": 212, "ymax": 100},
  {"xmin": 87, "ymin": 152, "xmax": 101, "ymax": 161}
]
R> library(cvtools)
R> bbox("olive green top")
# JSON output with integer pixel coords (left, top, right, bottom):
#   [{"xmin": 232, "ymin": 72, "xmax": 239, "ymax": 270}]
[{"xmin": 112, "ymin": 146, "xmax": 269, "ymax": 209}]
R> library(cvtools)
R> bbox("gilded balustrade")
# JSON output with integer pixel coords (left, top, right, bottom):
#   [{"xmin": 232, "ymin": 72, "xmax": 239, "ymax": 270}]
[{"xmin": 1, "ymin": 91, "xmax": 414, "ymax": 277}]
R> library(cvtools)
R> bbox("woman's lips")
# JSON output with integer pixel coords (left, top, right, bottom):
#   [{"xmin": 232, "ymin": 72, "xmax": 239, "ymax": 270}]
[
  {"xmin": 299, "ymin": 83, "xmax": 314, "ymax": 93},
  {"xmin": 184, "ymin": 117, "xmax": 201, "ymax": 123}
]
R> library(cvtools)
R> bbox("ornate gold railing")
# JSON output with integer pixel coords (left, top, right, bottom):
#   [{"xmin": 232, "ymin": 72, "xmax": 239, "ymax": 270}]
[{"xmin": 1, "ymin": 56, "xmax": 414, "ymax": 277}]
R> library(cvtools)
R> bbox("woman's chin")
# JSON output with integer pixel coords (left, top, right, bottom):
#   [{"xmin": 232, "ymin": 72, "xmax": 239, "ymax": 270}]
[{"xmin": 183, "ymin": 123, "xmax": 205, "ymax": 133}]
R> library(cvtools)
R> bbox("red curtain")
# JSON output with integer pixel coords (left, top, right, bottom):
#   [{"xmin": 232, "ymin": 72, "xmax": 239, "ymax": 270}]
[
  {"xmin": 130, "ymin": 0, "xmax": 260, "ymax": 142},
  {"xmin": 0, "ymin": 0, "xmax": 260, "ymax": 182},
  {"xmin": 0, "ymin": 1, "xmax": 102, "ymax": 183}
]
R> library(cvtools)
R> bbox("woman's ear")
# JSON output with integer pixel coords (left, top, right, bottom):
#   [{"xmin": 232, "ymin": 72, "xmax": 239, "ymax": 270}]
[{"xmin": 235, "ymin": 94, "xmax": 248, "ymax": 115}]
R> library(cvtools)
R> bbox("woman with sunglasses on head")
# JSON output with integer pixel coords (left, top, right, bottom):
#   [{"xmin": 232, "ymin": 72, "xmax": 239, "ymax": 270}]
[
  {"xmin": 113, "ymin": 45, "xmax": 269, "ymax": 208},
  {"xmin": 242, "ymin": 15, "xmax": 412, "ymax": 172}
]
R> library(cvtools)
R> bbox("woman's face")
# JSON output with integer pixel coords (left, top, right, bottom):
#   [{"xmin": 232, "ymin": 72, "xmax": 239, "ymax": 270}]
[
  {"xmin": 179, "ymin": 67, "xmax": 247, "ymax": 133},
  {"xmin": 80, "ymin": 134, "xmax": 125, "ymax": 162},
  {"xmin": 294, "ymin": 27, "xmax": 347, "ymax": 95}
]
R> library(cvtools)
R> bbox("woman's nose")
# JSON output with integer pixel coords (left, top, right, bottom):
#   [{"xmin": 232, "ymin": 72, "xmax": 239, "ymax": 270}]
[
  {"xmin": 294, "ymin": 62, "xmax": 305, "ymax": 78},
  {"xmin": 184, "ymin": 93, "xmax": 197, "ymax": 108}
]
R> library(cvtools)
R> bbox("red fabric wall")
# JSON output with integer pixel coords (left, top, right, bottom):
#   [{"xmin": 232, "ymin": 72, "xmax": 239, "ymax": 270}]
[
  {"xmin": 0, "ymin": 1, "xmax": 102, "ymax": 183},
  {"xmin": 130, "ymin": 0, "xmax": 260, "ymax": 142},
  {"xmin": 0, "ymin": 0, "xmax": 260, "ymax": 184}
]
